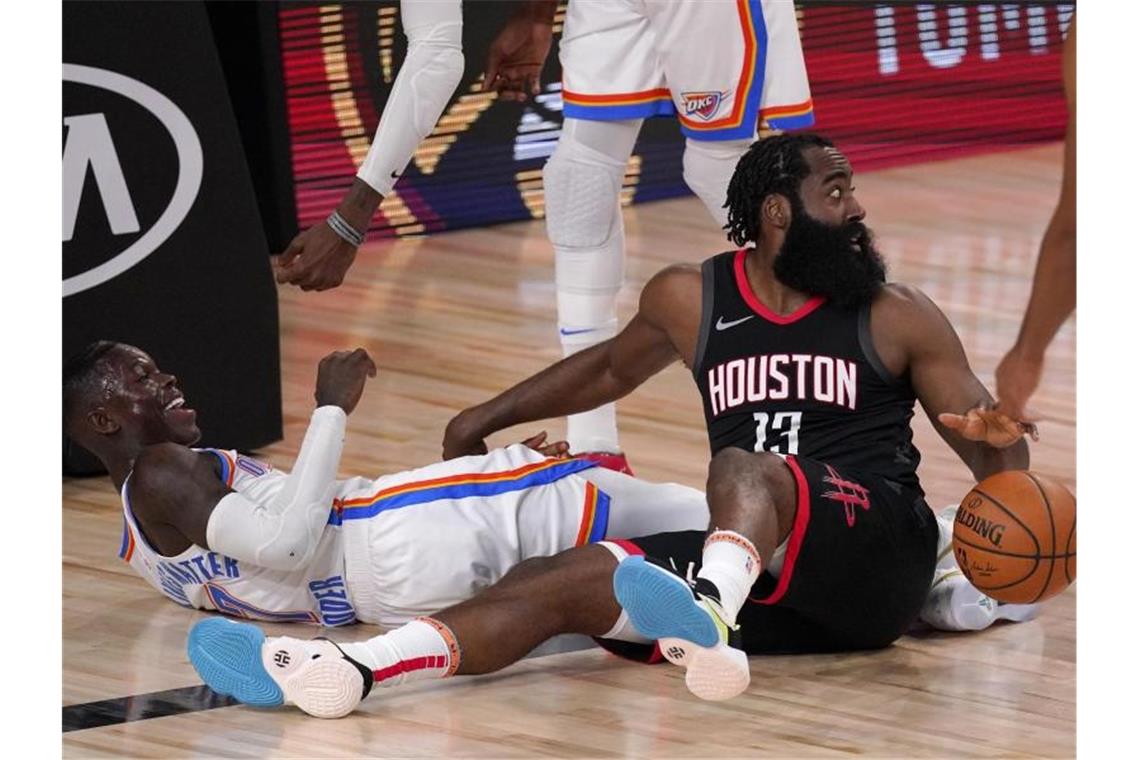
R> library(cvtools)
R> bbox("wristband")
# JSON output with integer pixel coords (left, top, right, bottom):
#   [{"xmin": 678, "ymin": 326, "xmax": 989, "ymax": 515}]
[{"xmin": 326, "ymin": 210, "xmax": 365, "ymax": 247}]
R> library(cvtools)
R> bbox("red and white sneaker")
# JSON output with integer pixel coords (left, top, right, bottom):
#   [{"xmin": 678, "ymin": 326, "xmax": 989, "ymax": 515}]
[{"xmin": 576, "ymin": 451, "xmax": 634, "ymax": 476}]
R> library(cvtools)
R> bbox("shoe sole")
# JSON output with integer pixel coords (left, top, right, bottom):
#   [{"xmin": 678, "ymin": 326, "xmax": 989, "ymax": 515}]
[
  {"xmin": 612, "ymin": 556, "xmax": 719, "ymax": 647},
  {"xmin": 189, "ymin": 619, "xmax": 365, "ymax": 719},
  {"xmin": 613, "ymin": 557, "xmax": 750, "ymax": 700},
  {"xmin": 995, "ymin": 602, "xmax": 1041, "ymax": 623},
  {"xmin": 188, "ymin": 618, "xmax": 283, "ymax": 708},
  {"xmin": 667, "ymin": 638, "xmax": 751, "ymax": 701}
]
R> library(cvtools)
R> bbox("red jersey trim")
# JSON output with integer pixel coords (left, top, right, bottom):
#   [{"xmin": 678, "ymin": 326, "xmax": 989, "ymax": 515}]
[{"xmin": 733, "ymin": 249, "xmax": 825, "ymax": 325}]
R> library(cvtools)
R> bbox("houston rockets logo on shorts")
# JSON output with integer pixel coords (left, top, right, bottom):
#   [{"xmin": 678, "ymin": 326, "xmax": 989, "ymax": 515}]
[
  {"xmin": 681, "ymin": 91, "xmax": 725, "ymax": 121},
  {"xmin": 821, "ymin": 464, "xmax": 871, "ymax": 528}
]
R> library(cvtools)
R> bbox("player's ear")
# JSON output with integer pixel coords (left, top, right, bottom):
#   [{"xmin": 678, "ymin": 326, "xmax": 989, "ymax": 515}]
[
  {"xmin": 763, "ymin": 193, "xmax": 792, "ymax": 230},
  {"xmin": 88, "ymin": 408, "xmax": 121, "ymax": 435}
]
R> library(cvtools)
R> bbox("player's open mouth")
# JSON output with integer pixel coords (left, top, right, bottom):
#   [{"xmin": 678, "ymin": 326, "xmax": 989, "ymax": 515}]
[{"xmin": 164, "ymin": 396, "xmax": 196, "ymax": 421}]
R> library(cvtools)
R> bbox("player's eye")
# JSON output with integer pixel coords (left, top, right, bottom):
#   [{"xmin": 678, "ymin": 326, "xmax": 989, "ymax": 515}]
[{"xmin": 828, "ymin": 187, "xmax": 841, "ymax": 200}]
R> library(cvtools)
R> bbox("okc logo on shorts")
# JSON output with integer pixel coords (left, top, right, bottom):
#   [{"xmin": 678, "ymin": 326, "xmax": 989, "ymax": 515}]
[{"xmin": 681, "ymin": 91, "xmax": 725, "ymax": 121}]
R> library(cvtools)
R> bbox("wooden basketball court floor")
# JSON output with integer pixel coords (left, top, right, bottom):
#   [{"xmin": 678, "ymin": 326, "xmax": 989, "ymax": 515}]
[{"xmin": 62, "ymin": 143, "xmax": 1075, "ymax": 757}]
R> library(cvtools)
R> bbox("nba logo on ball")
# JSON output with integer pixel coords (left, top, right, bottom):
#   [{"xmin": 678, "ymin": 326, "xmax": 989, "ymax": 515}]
[{"xmin": 681, "ymin": 91, "xmax": 724, "ymax": 121}]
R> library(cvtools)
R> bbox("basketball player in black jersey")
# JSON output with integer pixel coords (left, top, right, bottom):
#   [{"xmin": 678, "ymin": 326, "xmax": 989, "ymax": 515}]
[
  {"xmin": 188, "ymin": 133, "xmax": 1034, "ymax": 715},
  {"xmin": 439, "ymin": 132, "xmax": 1031, "ymax": 699}
]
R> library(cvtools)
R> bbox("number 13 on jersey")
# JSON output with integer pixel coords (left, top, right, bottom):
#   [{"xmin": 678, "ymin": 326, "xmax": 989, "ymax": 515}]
[{"xmin": 754, "ymin": 411, "xmax": 802, "ymax": 455}]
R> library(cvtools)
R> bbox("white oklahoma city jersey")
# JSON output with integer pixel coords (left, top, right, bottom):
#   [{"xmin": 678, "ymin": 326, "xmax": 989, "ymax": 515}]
[{"xmin": 119, "ymin": 445, "xmax": 607, "ymax": 628}]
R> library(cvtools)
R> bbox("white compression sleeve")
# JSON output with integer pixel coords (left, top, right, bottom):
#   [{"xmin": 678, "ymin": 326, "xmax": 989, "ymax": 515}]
[
  {"xmin": 206, "ymin": 406, "xmax": 347, "ymax": 571},
  {"xmin": 356, "ymin": 0, "xmax": 464, "ymax": 195}
]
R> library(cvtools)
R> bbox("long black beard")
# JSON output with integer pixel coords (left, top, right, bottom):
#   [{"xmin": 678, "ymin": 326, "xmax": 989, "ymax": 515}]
[{"xmin": 773, "ymin": 205, "xmax": 887, "ymax": 310}]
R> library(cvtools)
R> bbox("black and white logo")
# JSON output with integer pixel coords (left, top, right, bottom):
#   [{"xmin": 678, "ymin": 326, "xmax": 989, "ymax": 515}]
[
  {"xmin": 62, "ymin": 64, "xmax": 203, "ymax": 297},
  {"xmin": 273, "ymin": 650, "xmax": 291, "ymax": 668}
]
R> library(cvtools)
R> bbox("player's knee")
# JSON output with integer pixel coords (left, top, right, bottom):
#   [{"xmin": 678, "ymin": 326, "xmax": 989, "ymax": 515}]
[
  {"xmin": 707, "ymin": 448, "xmax": 795, "ymax": 502},
  {"xmin": 542, "ymin": 143, "xmax": 624, "ymax": 251}
]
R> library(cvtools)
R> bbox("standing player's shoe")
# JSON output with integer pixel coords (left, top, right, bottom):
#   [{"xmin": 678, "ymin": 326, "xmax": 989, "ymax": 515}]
[
  {"xmin": 577, "ymin": 451, "xmax": 635, "ymax": 476},
  {"xmin": 612, "ymin": 555, "xmax": 748, "ymax": 701},
  {"xmin": 188, "ymin": 617, "xmax": 373, "ymax": 719}
]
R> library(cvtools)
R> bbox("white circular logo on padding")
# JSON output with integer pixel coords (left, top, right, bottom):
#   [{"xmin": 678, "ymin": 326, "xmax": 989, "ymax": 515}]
[{"xmin": 62, "ymin": 64, "xmax": 203, "ymax": 297}]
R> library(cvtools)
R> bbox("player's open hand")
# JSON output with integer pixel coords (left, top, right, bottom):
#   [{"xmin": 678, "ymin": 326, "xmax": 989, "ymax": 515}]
[
  {"xmin": 482, "ymin": 14, "xmax": 553, "ymax": 103},
  {"xmin": 275, "ymin": 222, "xmax": 358, "ymax": 292},
  {"xmin": 520, "ymin": 431, "xmax": 570, "ymax": 459},
  {"xmin": 938, "ymin": 405, "xmax": 1039, "ymax": 448},
  {"xmin": 315, "ymin": 348, "xmax": 377, "ymax": 415}
]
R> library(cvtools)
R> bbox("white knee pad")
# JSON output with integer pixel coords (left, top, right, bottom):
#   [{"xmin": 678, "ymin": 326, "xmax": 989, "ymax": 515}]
[
  {"xmin": 682, "ymin": 137, "xmax": 755, "ymax": 230},
  {"xmin": 356, "ymin": 0, "xmax": 464, "ymax": 195}
]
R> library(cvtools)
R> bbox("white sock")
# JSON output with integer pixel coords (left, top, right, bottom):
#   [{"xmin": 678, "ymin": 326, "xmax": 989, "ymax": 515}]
[
  {"xmin": 696, "ymin": 530, "xmax": 761, "ymax": 626},
  {"xmin": 337, "ymin": 617, "xmax": 460, "ymax": 687}
]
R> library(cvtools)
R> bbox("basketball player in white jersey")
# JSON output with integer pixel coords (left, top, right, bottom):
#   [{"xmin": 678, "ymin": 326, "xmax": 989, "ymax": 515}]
[
  {"xmin": 275, "ymin": 0, "xmax": 465, "ymax": 291},
  {"xmin": 62, "ymin": 342, "xmax": 710, "ymax": 630},
  {"xmin": 483, "ymin": 0, "xmax": 814, "ymax": 465},
  {"xmin": 62, "ymin": 340, "xmax": 1026, "ymax": 716}
]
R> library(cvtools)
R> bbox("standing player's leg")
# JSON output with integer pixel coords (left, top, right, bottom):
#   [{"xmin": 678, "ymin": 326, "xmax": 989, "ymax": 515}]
[
  {"xmin": 682, "ymin": 139, "xmax": 757, "ymax": 228},
  {"xmin": 550, "ymin": 0, "xmax": 669, "ymax": 460},
  {"xmin": 544, "ymin": 118, "xmax": 643, "ymax": 456},
  {"xmin": 188, "ymin": 545, "xmax": 638, "ymax": 718}
]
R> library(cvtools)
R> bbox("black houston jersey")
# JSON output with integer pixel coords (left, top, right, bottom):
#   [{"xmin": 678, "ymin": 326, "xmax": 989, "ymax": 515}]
[{"xmin": 692, "ymin": 250, "xmax": 922, "ymax": 491}]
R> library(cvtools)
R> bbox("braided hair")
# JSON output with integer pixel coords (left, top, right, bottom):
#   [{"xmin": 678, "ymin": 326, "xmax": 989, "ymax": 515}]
[{"xmin": 723, "ymin": 132, "xmax": 834, "ymax": 247}]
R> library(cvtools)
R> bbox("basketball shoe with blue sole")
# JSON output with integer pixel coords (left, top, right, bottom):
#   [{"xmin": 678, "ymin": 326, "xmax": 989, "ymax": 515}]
[
  {"xmin": 188, "ymin": 617, "xmax": 373, "ymax": 719},
  {"xmin": 613, "ymin": 555, "xmax": 749, "ymax": 701}
]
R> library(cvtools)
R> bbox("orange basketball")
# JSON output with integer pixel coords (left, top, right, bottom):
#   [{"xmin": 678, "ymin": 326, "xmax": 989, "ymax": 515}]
[{"xmin": 951, "ymin": 470, "xmax": 1076, "ymax": 604}]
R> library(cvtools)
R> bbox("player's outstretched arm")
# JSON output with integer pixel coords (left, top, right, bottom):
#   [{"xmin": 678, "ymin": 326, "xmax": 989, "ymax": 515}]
[
  {"xmin": 875, "ymin": 284, "xmax": 1030, "ymax": 482},
  {"xmin": 443, "ymin": 266, "xmax": 700, "ymax": 458},
  {"xmin": 277, "ymin": 1, "xmax": 465, "ymax": 291},
  {"xmin": 994, "ymin": 18, "xmax": 1076, "ymax": 421},
  {"xmin": 133, "ymin": 350, "xmax": 377, "ymax": 570}
]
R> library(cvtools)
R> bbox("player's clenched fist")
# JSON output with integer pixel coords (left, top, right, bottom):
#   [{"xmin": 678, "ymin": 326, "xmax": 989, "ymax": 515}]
[
  {"xmin": 275, "ymin": 223, "xmax": 359, "ymax": 292},
  {"xmin": 442, "ymin": 408, "xmax": 491, "ymax": 460},
  {"xmin": 315, "ymin": 348, "xmax": 378, "ymax": 415}
]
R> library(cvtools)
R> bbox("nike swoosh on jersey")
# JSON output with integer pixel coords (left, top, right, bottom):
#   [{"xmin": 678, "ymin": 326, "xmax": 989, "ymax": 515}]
[
  {"xmin": 559, "ymin": 327, "xmax": 597, "ymax": 336},
  {"xmin": 715, "ymin": 315, "xmax": 755, "ymax": 331}
]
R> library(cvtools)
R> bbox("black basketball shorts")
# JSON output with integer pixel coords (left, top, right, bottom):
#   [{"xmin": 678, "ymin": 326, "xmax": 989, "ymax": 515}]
[{"xmin": 598, "ymin": 454, "xmax": 939, "ymax": 660}]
